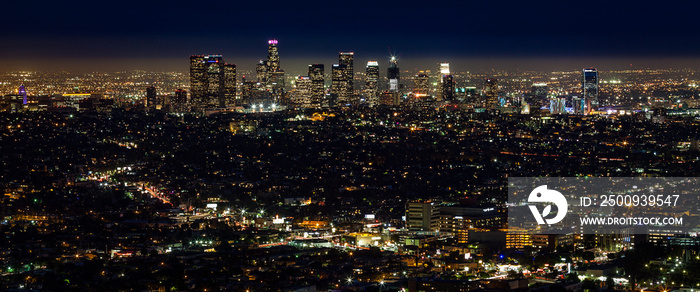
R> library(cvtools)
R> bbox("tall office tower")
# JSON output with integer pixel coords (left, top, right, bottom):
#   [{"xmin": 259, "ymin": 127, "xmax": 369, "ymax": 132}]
[
  {"xmin": 189, "ymin": 55, "xmax": 206, "ymax": 102},
  {"xmin": 223, "ymin": 64, "xmax": 236, "ymax": 107},
  {"xmin": 439, "ymin": 63, "xmax": 450, "ymax": 83},
  {"xmin": 331, "ymin": 63, "xmax": 350, "ymax": 105},
  {"xmin": 413, "ymin": 72, "xmax": 429, "ymax": 95},
  {"xmin": 531, "ymin": 83, "xmax": 548, "ymax": 108},
  {"xmin": 17, "ymin": 84, "xmax": 27, "ymax": 105},
  {"xmin": 263, "ymin": 40, "xmax": 285, "ymax": 102},
  {"xmin": 189, "ymin": 55, "xmax": 236, "ymax": 108},
  {"xmin": 241, "ymin": 81, "xmax": 256, "ymax": 104},
  {"xmin": 308, "ymin": 64, "xmax": 325, "ymax": 107},
  {"xmin": 339, "ymin": 52, "xmax": 354, "ymax": 103},
  {"xmin": 269, "ymin": 70, "xmax": 285, "ymax": 89},
  {"xmin": 204, "ymin": 55, "xmax": 224, "ymax": 108},
  {"xmin": 441, "ymin": 75, "xmax": 455, "ymax": 100},
  {"xmin": 267, "ymin": 39, "xmax": 280, "ymax": 73},
  {"xmin": 387, "ymin": 56, "xmax": 400, "ymax": 92},
  {"xmin": 171, "ymin": 89, "xmax": 187, "ymax": 112},
  {"xmin": 146, "ymin": 86, "xmax": 157, "ymax": 109},
  {"xmin": 484, "ymin": 78, "xmax": 499, "ymax": 108},
  {"xmin": 582, "ymin": 68, "xmax": 598, "ymax": 107},
  {"xmin": 256, "ymin": 60, "xmax": 268, "ymax": 86},
  {"xmin": 294, "ymin": 76, "xmax": 313, "ymax": 107},
  {"xmin": 365, "ymin": 61, "xmax": 379, "ymax": 106}
]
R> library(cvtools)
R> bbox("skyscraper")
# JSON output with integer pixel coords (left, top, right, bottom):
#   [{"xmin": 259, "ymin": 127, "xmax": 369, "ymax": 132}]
[
  {"xmin": 331, "ymin": 63, "xmax": 349, "ymax": 105},
  {"xmin": 439, "ymin": 63, "xmax": 450, "ymax": 83},
  {"xmin": 224, "ymin": 64, "xmax": 237, "ymax": 106},
  {"xmin": 189, "ymin": 55, "xmax": 236, "ymax": 109},
  {"xmin": 171, "ymin": 89, "xmax": 188, "ymax": 112},
  {"xmin": 308, "ymin": 64, "xmax": 325, "ymax": 107},
  {"xmin": 256, "ymin": 60, "xmax": 268, "ymax": 86},
  {"xmin": 18, "ymin": 83, "xmax": 27, "ymax": 105},
  {"xmin": 146, "ymin": 86, "xmax": 157, "ymax": 109},
  {"xmin": 413, "ymin": 72, "xmax": 429, "ymax": 95},
  {"xmin": 339, "ymin": 52, "xmax": 354, "ymax": 103},
  {"xmin": 264, "ymin": 39, "xmax": 285, "ymax": 101},
  {"xmin": 294, "ymin": 76, "xmax": 313, "ymax": 107},
  {"xmin": 267, "ymin": 39, "xmax": 280, "ymax": 73},
  {"xmin": 583, "ymin": 68, "xmax": 598, "ymax": 107},
  {"xmin": 173, "ymin": 89, "xmax": 187, "ymax": 104},
  {"xmin": 189, "ymin": 56, "xmax": 206, "ymax": 102},
  {"xmin": 387, "ymin": 56, "xmax": 400, "ymax": 93},
  {"xmin": 484, "ymin": 78, "xmax": 499, "ymax": 108},
  {"xmin": 441, "ymin": 75, "xmax": 455, "ymax": 100},
  {"xmin": 365, "ymin": 61, "xmax": 379, "ymax": 106},
  {"xmin": 205, "ymin": 55, "xmax": 224, "ymax": 108}
]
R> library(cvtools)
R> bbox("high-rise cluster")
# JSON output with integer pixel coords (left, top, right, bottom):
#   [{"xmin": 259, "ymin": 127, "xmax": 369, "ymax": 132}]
[
  {"xmin": 189, "ymin": 55, "xmax": 236, "ymax": 109},
  {"xmin": 331, "ymin": 52, "xmax": 354, "ymax": 105}
]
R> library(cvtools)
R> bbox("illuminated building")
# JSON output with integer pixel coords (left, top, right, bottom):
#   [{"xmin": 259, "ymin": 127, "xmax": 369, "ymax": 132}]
[
  {"xmin": 339, "ymin": 52, "xmax": 354, "ymax": 91},
  {"xmin": 438, "ymin": 62, "xmax": 450, "ymax": 86},
  {"xmin": 294, "ymin": 76, "xmax": 313, "ymax": 107},
  {"xmin": 267, "ymin": 39, "xmax": 280, "ymax": 73},
  {"xmin": 387, "ymin": 56, "xmax": 400, "ymax": 92},
  {"xmin": 18, "ymin": 84, "xmax": 27, "ymax": 105},
  {"xmin": 331, "ymin": 63, "xmax": 350, "ymax": 105},
  {"xmin": 583, "ymin": 68, "xmax": 598, "ymax": 107},
  {"xmin": 365, "ymin": 61, "xmax": 379, "ymax": 106},
  {"xmin": 406, "ymin": 201, "xmax": 440, "ymax": 232},
  {"xmin": 338, "ymin": 52, "xmax": 354, "ymax": 104},
  {"xmin": 205, "ymin": 55, "xmax": 224, "ymax": 108},
  {"xmin": 531, "ymin": 82, "xmax": 548, "ymax": 107},
  {"xmin": 413, "ymin": 72, "xmax": 429, "ymax": 95},
  {"xmin": 171, "ymin": 89, "xmax": 188, "ymax": 112},
  {"xmin": 265, "ymin": 40, "xmax": 285, "ymax": 100},
  {"xmin": 224, "ymin": 64, "xmax": 236, "ymax": 107},
  {"xmin": 439, "ymin": 62, "xmax": 450, "ymax": 76},
  {"xmin": 308, "ymin": 64, "xmax": 324, "ymax": 107},
  {"xmin": 441, "ymin": 75, "xmax": 455, "ymax": 100},
  {"xmin": 438, "ymin": 206, "xmax": 503, "ymax": 244},
  {"xmin": 380, "ymin": 92, "xmax": 399, "ymax": 106},
  {"xmin": 484, "ymin": 78, "xmax": 498, "ymax": 108},
  {"xmin": 189, "ymin": 55, "xmax": 206, "ymax": 102},
  {"xmin": 146, "ymin": 86, "xmax": 157, "ymax": 109},
  {"xmin": 189, "ymin": 55, "xmax": 236, "ymax": 108},
  {"xmin": 256, "ymin": 60, "xmax": 268, "ymax": 86},
  {"xmin": 173, "ymin": 89, "xmax": 187, "ymax": 104},
  {"xmin": 241, "ymin": 80, "xmax": 256, "ymax": 104},
  {"xmin": 572, "ymin": 96, "xmax": 590, "ymax": 115},
  {"xmin": 549, "ymin": 97, "xmax": 567, "ymax": 114}
]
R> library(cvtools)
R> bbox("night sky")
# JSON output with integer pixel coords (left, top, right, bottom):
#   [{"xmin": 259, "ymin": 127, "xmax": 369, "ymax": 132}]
[{"xmin": 3, "ymin": 0, "xmax": 700, "ymax": 73}]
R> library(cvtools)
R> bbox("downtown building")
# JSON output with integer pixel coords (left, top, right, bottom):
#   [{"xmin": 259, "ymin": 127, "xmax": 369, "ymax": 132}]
[
  {"xmin": 582, "ymin": 68, "xmax": 599, "ymax": 109},
  {"xmin": 331, "ymin": 63, "xmax": 350, "ymax": 106},
  {"xmin": 250, "ymin": 39, "xmax": 285, "ymax": 107},
  {"xmin": 405, "ymin": 201, "xmax": 503, "ymax": 244},
  {"xmin": 331, "ymin": 52, "xmax": 354, "ymax": 105},
  {"xmin": 189, "ymin": 55, "xmax": 236, "ymax": 109},
  {"xmin": 364, "ymin": 61, "xmax": 379, "ymax": 106},
  {"xmin": 484, "ymin": 78, "xmax": 499, "ymax": 108},
  {"xmin": 308, "ymin": 64, "xmax": 325, "ymax": 107},
  {"xmin": 293, "ymin": 76, "xmax": 313, "ymax": 107}
]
